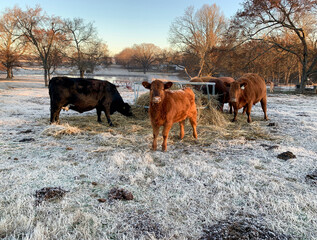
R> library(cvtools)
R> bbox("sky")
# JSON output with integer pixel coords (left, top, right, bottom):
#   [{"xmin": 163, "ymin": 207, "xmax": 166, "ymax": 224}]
[{"xmin": 0, "ymin": 0, "xmax": 244, "ymax": 55}]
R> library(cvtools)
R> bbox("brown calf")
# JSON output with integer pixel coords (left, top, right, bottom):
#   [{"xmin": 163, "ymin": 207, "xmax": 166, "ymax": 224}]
[
  {"xmin": 225, "ymin": 73, "xmax": 268, "ymax": 123},
  {"xmin": 142, "ymin": 79, "xmax": 198, "ymax": 151}
]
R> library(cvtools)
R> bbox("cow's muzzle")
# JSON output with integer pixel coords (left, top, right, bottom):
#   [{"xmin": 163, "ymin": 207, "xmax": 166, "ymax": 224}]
[
  {"xmin": 231, "ymin": 98, "xmax": 237, "ymax": 103},
  {"xmin": 152, "ymin": 96, "xmax": 161, "ymax": 104}
]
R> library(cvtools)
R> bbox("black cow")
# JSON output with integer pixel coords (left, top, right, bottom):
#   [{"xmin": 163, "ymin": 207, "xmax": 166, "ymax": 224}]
[{"xmin": 49, "ymin": 77, "xmax": 132, "ymax": 125}]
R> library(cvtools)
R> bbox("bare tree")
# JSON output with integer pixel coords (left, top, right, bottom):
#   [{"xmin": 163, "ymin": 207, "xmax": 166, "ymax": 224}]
[
  {"xmin": 46, "ymin": 45, "xmax": 64, "ymax": 80},
  {"xmin": 0, "ymin": 6, "xmax": 28, "ymax": 79},
  {"xmin": 16, "ymin": 6, "xmax": 64, "ymax": 86},
  {"xmin": 131, "ymin": 43, "xmax": 161, "ymax": 74},
  {"xmin": 64, "ymin": 18, "xmax": 103, "ymax": 77},
  {"xmin": 232, "ymin": 0, "xmax": 317, "ymax": 92},
  {"xmin": 169, "ymin": 4, "xmax": 226, "ymax": 76},
  {"xmin": 84, "ymin": 41, "xmax": 110, "ymax": 73},
  {"xmin": 115, "ymin": 47, "xmax": 134, "ymax": 69}
]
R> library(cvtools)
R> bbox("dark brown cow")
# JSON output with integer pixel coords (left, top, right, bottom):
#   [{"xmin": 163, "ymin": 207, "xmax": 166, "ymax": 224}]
[
  {"xmin": 190, "ymin": 76, "xmax": 235, "ymax": 113},
  {"xmin": 225, "ymin": 73, "xmax": 268, "ymax": 123},
  {"xmin": 49, "ymin": 77, "xmax": 132, "ymax": 125},
  {"xmin": 142, "ymin": 79, "xmax": 197, "ymax": 152}
]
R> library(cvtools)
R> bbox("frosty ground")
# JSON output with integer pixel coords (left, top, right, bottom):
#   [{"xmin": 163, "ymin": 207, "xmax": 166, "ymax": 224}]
[{"xmin": 0, "ymin": 70, "xmax": 316, "ymax": 239}]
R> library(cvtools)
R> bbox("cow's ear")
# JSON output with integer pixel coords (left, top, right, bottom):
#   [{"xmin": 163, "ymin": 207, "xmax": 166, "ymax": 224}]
[
  {"xmin": 142, "ymin": 81, "xmax": 151, "ymax": 89},
  {"xmin": 240, "ymin": 82, "xmax": 247, "ymax": 89},
  {"xmin": 164, "ymin": 82, "xmax": 173, "ymax": 89}
]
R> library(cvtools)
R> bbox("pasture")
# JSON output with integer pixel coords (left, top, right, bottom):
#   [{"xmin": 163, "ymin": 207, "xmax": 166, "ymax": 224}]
[{"xmin": 0, "ymin": 77, "xmax": 316, "ymax": 239}]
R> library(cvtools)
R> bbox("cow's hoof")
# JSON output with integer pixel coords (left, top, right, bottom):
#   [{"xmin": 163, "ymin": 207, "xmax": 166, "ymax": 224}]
[{"xmin": 232, "ymin": 119, "xmax": 236, "ymax": 122}]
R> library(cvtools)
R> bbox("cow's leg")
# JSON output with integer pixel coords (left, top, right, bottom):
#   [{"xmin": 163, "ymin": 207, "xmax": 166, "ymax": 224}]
[
  {"xmin": 232, "ymin": 107, "xmax": 238, "ymax": 122},
  {"xmin": 246, "ymin": 103, "xmax": 253, "ymax": 123},
  {"xmin": 189, "ymin": 115, "xmax": 198, "ymax": 139},
  {"xmin": 50, "ymin": 102, "xmax": 62, "ymax": 124},
  {"xmin": 229, "ymin": 103, "xmax": 233, "ymax": 114},
  {"xmin": 179, "ymin": 120, "xmax": 185, "ymax": 139},
  {"xmin": 152, "ymin": 124, "xmax": 160, "ymax": 151},
  {"xmin": 261, "ymin": 96, "xmax": 268, "ymax": 120},
  {"xmin": 242, "ymin": 106, "xmax": 246, "ymax": 115},
  {"xmin": 104, "ymin": 106, "xmax": 113, "ymax": 126},
  {"xmin": 162, "ymin": 122, "xmax": 173, "ymax": 152},
  {"xmin": 96, "ymin": 108, "xmax": 102, "ymax": 122}
]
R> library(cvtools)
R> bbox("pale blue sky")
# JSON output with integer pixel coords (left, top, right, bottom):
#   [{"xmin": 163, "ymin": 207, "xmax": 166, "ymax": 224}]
[{"xmin": 0, "ymin": 0, "xmax": 244, "ymax": 55}]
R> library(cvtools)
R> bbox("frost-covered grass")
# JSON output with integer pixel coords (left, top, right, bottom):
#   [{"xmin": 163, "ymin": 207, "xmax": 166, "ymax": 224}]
[{"xmin": 0, "ymin": 76, "xmax": 317, "ymax": 239}]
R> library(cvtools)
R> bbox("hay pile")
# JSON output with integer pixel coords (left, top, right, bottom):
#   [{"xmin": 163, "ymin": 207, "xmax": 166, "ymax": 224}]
[{"xmin": 42, "ymin": 88, "xmax": 274, "ymax": 145}]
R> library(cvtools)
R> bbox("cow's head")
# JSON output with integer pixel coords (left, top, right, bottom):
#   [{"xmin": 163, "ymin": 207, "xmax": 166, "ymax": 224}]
[
  {"xmin": 117, "ymin": 102, "xmax": 132, "ymax": 116},
  {"xmin": 142, "ymin": 80, "xmax": 173, "ymax": 104},
  {"xmin": 225, "ymin": 81, "xmax": 247, "ymax": 103}
]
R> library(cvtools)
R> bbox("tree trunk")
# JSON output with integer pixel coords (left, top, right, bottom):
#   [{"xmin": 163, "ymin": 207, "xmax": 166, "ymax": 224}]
[
  {"xmin": 197, "ymin": 57, "xmax": 205, "ymax": 77},
  {"xmin": 142, "ymin": 63, "xmax": 147, "ymax": 74},
  {"xmin": 300, "ymin": 67, "xmax": 308, "ymax": 93},
  {"xmin": 6, "ymin": 67, "xmax": 13, "ymax": 79},
  {"xmin": 80, "ymin": 69, "xmax": 85, "ymax": 78},
  {"xmin": 44, "ymin": 68, "xmax": 48, "ymax": 87},
  {"xmin": 299, "ymin": 53, "xmax": 308, "ymax": 93}
]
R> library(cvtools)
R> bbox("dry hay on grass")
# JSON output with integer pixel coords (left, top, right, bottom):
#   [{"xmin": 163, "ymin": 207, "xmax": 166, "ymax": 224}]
[
  {"xmin": 42, "ymin": 89, "xmax": 276, "ymax": 146},
  {"xmin": 42, "ymin": 123, "xmax": 82, "ymax": 138},
  {"xmin": 134, "ymin": 89, "xmax": 276, "ymax": 144}
]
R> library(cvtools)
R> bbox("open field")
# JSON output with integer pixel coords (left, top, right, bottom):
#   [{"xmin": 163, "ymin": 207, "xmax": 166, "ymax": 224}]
[{"xmin": 0, "ymin": 75, "xmax": 317, "ymax": 239}]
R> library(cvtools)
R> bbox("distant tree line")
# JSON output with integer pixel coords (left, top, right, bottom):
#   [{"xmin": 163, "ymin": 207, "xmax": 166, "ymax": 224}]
[
  {"xmin": 115, "ymin": 0, "xmax": 317, "ymax": 93},
  {"xmin": 1, "ymin": 1, "xmax": 317, "ymax": 92},
  {"xmin": 0, "ymin": 6, "xmax": 110, "ymax": 86}
]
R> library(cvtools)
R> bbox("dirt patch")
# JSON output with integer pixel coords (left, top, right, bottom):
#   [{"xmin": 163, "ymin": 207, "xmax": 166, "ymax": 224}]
[
  {"xmin": 260, "ymin": 144, "xmax": 279, "ymax": 150},
  {"xmin": 108, "ymin": 187, "xmax": 134, "ymax": 201},
  {"xmin": 306, "ymin": 169, "xmax": 317, "ymax": 185},
  {"xmin": 34, "ymin": 187, "xmax": 68, "ymax": 206},
  {"xmin": 123, "ymin": 210, "xmax": 166, "ymax": 239},
  {"xmin": 277, "ymin": 151, "xmax": 296, "ymax": 160},
  {"xmin": 18, "ymin": 138, "xmax": 35, "ymax": 142},
  {"xmin": 200, "ymin": 218, "xmax": 289, "ymax": 240}
]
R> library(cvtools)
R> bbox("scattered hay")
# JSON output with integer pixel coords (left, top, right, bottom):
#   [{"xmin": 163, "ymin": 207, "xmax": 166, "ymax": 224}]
[
  {"xmin": 41, "ymin": 90, "xmax": 275, "ymax": 146},
  {"xmin": 42, "ymin": 123, "xmax": 81, "ymax": 138}
]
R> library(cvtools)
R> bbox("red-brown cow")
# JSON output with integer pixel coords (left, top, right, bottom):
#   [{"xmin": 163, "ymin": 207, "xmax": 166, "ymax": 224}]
[
  {"xmin": 225, "ymin": 73, "xmax": 268, "ymax": 123},
  {"xmin": 190, "ymin": 76, "xmax": 235, "ymax": 113},
  {"xmin": 142, "ymin": 79, "xmax": 198, "ymax": 151}
]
